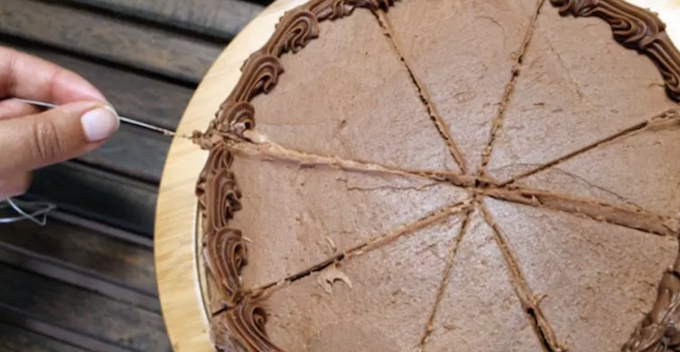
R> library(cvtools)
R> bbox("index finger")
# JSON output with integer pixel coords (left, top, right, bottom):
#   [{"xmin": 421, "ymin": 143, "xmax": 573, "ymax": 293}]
[{"xmin": 0, "ymin": 46, "xmax": 106, "ymax": 105}]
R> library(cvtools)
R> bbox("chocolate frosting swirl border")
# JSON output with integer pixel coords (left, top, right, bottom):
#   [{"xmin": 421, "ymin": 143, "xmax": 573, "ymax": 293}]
[
  {"xmin": 194, "ymin": 0, "xmax": 680, "ymax": 351},
  {"xmin": 622, "ymin": 252, "xmax": 680, "ymax": 352},
  {"xmin": 551, "ymin": 0, "xmax": 680, "ymax": 102},
  {"xmin": 195, "ymin": 1, "xmax": 395, "ymax": 351},
  {"xmin": 207, "ymin": 0, "xmax": 396, "ymax": 140}
]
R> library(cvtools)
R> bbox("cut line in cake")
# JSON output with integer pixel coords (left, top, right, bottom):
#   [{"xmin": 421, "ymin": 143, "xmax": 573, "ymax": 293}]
[
  {"xmin": 477, "ymin": 0, "xmax": 547, "ymax": 177},
  {"xmin": 499, "ymin": 108, "xmax": 680, "ymax": 187},
  {"xmin": 371, "ymin": 9, "xmax": 469, "ymax": 173},
  {"xmin": 479, "ymin": 203, "xmax": 564, "ymax": 351},
  {"xmin": 417, "ymin": 205, "xmax": 474, "ymax": 349},
  {"xmin": 243, "ymin": 198, "xmax": 473, "ymax": 299}
]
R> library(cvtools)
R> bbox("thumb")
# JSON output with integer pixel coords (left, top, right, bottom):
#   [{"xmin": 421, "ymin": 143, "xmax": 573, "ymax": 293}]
[{"xmin": 0, "ymin": 101, "xmax": 119, "ymax": 178}]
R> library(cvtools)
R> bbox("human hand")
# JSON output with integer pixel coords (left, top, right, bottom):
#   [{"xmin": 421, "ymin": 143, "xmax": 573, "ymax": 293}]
[{"xmin": 0, "ymin": 47, "xmax": 119, "ymax": 200}]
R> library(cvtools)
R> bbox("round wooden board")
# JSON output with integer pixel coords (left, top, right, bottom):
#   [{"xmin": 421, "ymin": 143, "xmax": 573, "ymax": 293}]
[
  {"xmin": 155, "ymin": 1, "xmax": 680, "ymax": 351},
  {"xmin": 154, "ymin": 1, "xmax": 307, "ymax": 350}
]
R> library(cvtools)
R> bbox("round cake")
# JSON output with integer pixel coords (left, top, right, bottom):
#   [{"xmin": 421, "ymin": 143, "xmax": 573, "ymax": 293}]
[{"xmin": 194, "ymin": 0, "xmax": 680, "ymax": 351}]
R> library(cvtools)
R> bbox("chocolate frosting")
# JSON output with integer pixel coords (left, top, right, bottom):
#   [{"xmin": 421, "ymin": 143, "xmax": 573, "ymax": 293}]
[
  {"xmin": 204, "ymin": 227, "xmax": 248, "ymax": 308},
  {"xmin": 194, "ymin": 0, "xmax": 680, "ymax": 351},
  {"xmin": 196, "ymin": 144, "xmax": 246, "ymax": 310},
  {"xmin": 197, "ymin": 144, "xmax": 240, "ymax": 235}
]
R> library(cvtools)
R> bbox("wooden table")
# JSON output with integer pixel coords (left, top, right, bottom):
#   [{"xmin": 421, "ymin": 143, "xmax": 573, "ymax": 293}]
[
  {"xmin": 154, "ymin": 0, "xmax": 680, "ymax": 351},
  {"xmin": 0, "ymin": 1, "xmax": 268, "ymax": 351}
]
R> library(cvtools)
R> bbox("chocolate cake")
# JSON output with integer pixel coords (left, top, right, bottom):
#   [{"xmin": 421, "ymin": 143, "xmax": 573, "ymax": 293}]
[{"xmin": 194, "ymin": 0, "xmax": 680, "ymax": 351}]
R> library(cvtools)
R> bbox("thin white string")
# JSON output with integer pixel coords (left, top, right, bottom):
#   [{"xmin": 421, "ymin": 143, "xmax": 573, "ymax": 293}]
[
  {"xmin": 15, "ymin": 99, "xmax": 178, "ymax": 137},
  {"xmin": 0, "ymin": 198, "xmax": 56, "ymax": 226}
]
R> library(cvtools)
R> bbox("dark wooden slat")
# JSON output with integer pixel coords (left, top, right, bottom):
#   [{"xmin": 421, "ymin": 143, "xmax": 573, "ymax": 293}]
[
  {"xmin": 0, "ymin": 0, "xmax": 223, "ymax": 83},
  {"xmin": 0, "ymin": 321, "xmax": 87, "ymax": 352},
  {"xmin": 48, "ymin": 211, "xmax": 153, "ymax": 249},
  {"xmin": 0, "ymin": 38, "xmax": 194, "ymax": 130},
  {"xmin": 0, "ymin": 264, "xmax": 171, "ymax": 351},
  {"xmin": 0, "ymin": 304, "xmax": 134, "ymax": 352},
  {"xmin": 62, "ymin": 0, "xmax": 266, "ymax": 40},
  {"xmin": 0, "ymin": 218, "xmax": 156, "ymax": 294},
  {"xmin": 27, "ymin": 162, "xmax": 157, "ymax": 237},
  {"xmin": 0, "ymin": 245, "xmax": 159, "ymax": 311},
  {"xmin": 79, "ymin": 124, "xmax": 171, "ymax": 184}
]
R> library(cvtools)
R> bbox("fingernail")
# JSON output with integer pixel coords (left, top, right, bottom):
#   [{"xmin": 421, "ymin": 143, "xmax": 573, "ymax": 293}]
[{"xmin": 80, "ymin": 106, "xmax": 119, "ymax": 142}]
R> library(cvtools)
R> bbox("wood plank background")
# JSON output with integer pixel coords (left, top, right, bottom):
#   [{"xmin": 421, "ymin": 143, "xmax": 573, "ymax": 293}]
[{"xmin": 0, "ymin": 0, "xmax": 271, "ymax": 350}]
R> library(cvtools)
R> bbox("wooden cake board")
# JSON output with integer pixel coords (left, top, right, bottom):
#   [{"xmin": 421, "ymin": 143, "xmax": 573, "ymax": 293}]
[{"xmin": 154, "ymin": 0, "xmax": 680, "ymax": 351}]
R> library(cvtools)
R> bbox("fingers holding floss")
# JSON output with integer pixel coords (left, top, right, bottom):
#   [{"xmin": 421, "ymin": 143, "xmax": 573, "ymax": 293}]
[
  {"xmin": 0, "ymin": 46, "xmax": 119, "ymax": 179},
  {"xmin": 0, "ymin": 102, "xmax": 119, "ymax": 225},
  {"xmin": 0, "ymin": 47, "xmax": 120, "ymax": 224},
  {"xmin": 0, "ymin": 101, "xmax": 120, "ymax": 179}
]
